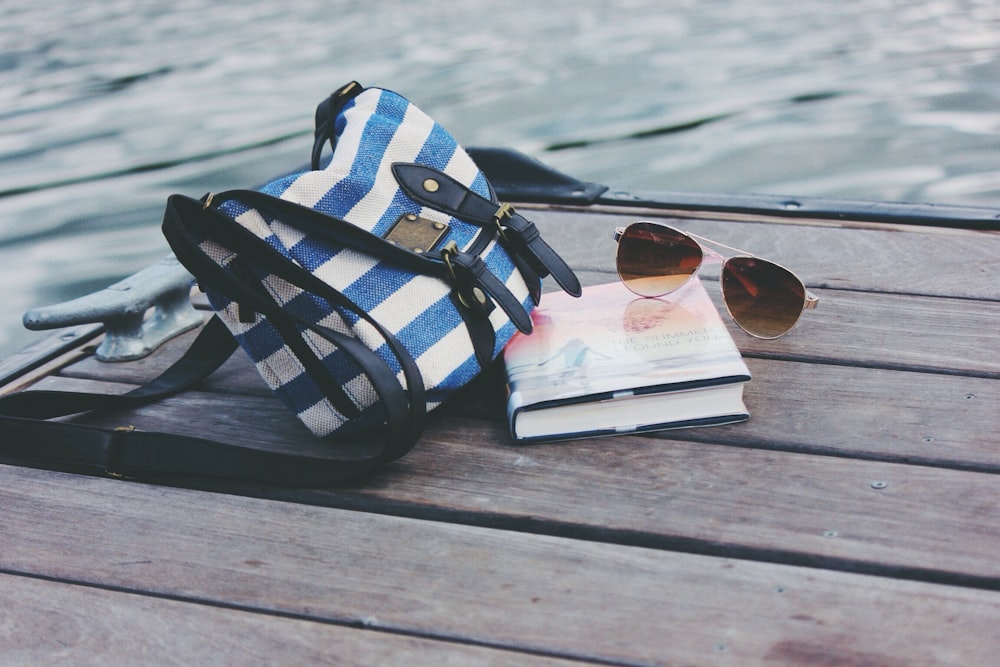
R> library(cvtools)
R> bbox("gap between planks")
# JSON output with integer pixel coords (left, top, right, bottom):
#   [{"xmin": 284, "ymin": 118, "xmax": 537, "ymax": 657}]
[{"xmin": 3, "ymin": 464, "xmax": 1000, "ymax": 666}]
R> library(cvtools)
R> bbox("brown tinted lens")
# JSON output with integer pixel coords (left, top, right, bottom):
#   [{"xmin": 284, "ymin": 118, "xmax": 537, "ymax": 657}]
[
  {"xmin": 722, "ymin": 257, "xmax": 806, "ymax": 338},
  {"xmin": 617, "ymin": 223, "xmax": 703, "ymax": 297}
]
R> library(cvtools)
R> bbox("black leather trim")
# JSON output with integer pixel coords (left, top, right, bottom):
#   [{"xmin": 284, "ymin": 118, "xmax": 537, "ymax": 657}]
[
  {"xmin": 393, "ymin": 163, "xmax": 581, "ymax": 298},
  {"xmin": 450, "ymin": 291, "xmax": 496, "ymax": 369}
]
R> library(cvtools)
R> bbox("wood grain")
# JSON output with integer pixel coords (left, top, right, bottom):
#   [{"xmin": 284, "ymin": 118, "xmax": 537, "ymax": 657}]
[
  {"xmin": 19, "ymin": 364, "xmax": 1000, "ymax": 583},
  {"xmin": 4, "ymin": 207, "xmax": 999, "ymax": 665},
  {"xmin": 2, "ymin": 464, "xmax": 999, "ymax": 666},
  {"xmin": 33, "ymin": 347, "xmax": 1000, "ymax": 468},
  {"xmin": 528, "ymin": 207, "xmax": 1000, "ymax": 300},
  {"xmin": 57, "ymin": 283, "xmax": 1000, "ymax": 404},
  {"xmin": 0, "ymin": 573, "xmax": 575, "ymax": 666}
]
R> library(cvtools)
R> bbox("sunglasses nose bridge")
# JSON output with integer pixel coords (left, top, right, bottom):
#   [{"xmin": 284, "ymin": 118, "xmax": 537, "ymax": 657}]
[{"xmin": 700, "ymin": 246, "xmax": 727, "ymax": 269}]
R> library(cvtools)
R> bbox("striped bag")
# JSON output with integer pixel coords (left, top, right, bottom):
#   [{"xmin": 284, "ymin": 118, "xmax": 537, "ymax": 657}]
[{"xmin": 161, "ymin": 82, "xmax": 581, "ymax": 482}]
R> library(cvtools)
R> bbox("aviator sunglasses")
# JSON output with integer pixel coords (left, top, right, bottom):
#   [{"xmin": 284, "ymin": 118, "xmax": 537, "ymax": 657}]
[{"xmin": 613, "ymin": 221, "xmax": 819, "ymax": 338}]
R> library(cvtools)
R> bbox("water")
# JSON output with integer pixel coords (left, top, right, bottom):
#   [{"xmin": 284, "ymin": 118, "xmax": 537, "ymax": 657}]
[{"xmin": 2, "ymin": 0, "xmax": 999, "ymax": 356}]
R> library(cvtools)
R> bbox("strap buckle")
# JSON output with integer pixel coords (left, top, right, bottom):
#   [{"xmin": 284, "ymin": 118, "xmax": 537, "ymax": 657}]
[
  {"xmin": 441, "ymin": 241, "xmax": 459, "ymax": 281},
  {"xmin": 493, "ymin": 203, "xmax": 514, "ymax": 241}
]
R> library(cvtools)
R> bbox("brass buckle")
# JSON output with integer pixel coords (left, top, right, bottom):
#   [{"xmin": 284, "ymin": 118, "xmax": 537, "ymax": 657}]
[
  {"xmin": 493, "ymin": 203, "xmax": 514, "ymax": 241},
  {"xmin": 441, "ymin": 241, "xmax": 459, "ymax": 281}
]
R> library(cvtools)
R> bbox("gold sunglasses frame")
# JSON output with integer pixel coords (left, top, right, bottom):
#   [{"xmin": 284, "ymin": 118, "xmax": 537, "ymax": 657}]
[{"xmin": 613, "ymin": 221, "xmax": 819, "ymax": 338}]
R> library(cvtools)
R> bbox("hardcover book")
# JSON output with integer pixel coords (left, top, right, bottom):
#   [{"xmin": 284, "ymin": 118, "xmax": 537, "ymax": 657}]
[{"xmin": 503, "ymin": 278, "xmax": 751, "ymax": 442}]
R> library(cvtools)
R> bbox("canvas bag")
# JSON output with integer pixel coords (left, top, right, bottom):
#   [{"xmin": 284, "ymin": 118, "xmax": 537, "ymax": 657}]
[
  {"xmin": 0, "ymin": 82, "xmax": 579, "ymax": 485},
  {"xmin": 158, "ymin": 82, "xmax": 582, "ymax": 480}
]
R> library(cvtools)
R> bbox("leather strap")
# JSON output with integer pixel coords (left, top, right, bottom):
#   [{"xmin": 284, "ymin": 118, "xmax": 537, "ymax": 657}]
[
  {"xmin": 200, "ymin": 189, "xmax": 538, "ymax": 336},
  {"xmin": 392, "ymin": 163, "xmax": 583, "ymax": 298},
  {"xmin": 311, "ymin": 81, "xmax": 364, "ymax": 170},
  {"xmin": 0, "ymin": 191, "xmax": 436, "ymax": 485},
  {"xmin": 0, "ymin": 161, "xmax": 579, "ymax": 486},
  {"xmin": 163, "ymin": 194, "xmax": 426, "ymax": 467},
  {"xmin": 0, "ymin": 314, "xmax": 409, "ymax": 486},
  {"xmin": 0, "ymin": 316, "xmax": 388, "ymax": 483}
]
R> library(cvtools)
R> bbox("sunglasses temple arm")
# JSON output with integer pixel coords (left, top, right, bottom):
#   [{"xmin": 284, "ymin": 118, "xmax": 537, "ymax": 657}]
[{"xmin": 804, "ymin": 290, "xmax": 820, "ymax": 309}]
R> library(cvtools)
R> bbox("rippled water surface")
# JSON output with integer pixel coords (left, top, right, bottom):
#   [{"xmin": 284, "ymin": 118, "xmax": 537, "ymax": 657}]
[{"xmin": 2, "ymin": 0, "xmax": 999, "ymax": 355}]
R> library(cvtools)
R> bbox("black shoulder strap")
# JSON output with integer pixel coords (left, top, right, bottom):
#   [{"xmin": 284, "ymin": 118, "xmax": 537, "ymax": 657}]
[
  {"xmin": 0, "ymin": 192, "xmax": 436, "ymax": 486},
  {"xmin": 0, "ymin": 312, "xmax": 416, "ymax": 486}
]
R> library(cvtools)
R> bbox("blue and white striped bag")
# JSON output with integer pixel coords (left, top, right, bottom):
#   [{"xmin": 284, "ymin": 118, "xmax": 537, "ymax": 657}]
[{"xmin": 163, "ymin": 82, "xmax": 580, "ymax": 477}]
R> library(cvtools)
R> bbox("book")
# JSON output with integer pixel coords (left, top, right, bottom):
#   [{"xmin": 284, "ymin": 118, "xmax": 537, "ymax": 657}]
[{"xmin": 503, "ymin": 278, "xmax": 751, "ymax": 442}]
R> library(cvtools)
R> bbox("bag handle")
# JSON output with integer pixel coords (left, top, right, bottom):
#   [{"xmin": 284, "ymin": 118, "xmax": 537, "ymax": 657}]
[
  {"xmin": 162, "ymin": 194, "xmax": 427, "ymax": 460},
  {"xmin": 0, "ymin": 316, "xmax": 404, "ymax": 484},
  {"xmin": 0, "ymin": 196, "xmax": 434, "ymax": 486},
  {"xmin": 311, "ymin": 81, "xmax": 364, "ymax": 170},
  {"xmin": 200, "ymin": 189, "xmax": 537, "ymax": 335}
]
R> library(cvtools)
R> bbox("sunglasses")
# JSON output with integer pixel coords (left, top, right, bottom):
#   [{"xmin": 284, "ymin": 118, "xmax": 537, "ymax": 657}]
[{"xmin": 613, "ymin": 221, "xmax": 819, "ymax": 338}]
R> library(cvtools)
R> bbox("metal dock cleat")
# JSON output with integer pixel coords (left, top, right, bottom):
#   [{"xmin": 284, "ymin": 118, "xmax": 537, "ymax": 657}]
[{"xmin": 22, "ymin": 255, "xmax": 204, "ymax": 362}]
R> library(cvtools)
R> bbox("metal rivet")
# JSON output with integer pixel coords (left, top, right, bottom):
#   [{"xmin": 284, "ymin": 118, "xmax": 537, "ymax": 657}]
[
  {"xmin": 422, "ymin": 178, "xmax": 440, "ymax": 193},
  {"xmin": 413, "ymin": 247, "xmax": 424, "ymax": 254},
  {"xmin": 405, "ymin": 214, "xmax": 418, "ymax": 222},
  {"xmin": 433, "ymin": 222, "xmax": 445, "ymax": 230},
  {"xmin": 472, "ymin": 287, "xmax": 487, "ymax": 305},
  {"xmin": 871, "ymin": 480, "xmax": 888, "ymax": 489}
]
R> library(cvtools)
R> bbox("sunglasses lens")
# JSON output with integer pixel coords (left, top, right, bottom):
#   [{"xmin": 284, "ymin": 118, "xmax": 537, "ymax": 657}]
[
  {"xmin": 722, "ymin": 257, "xmax": 806, "ymax": 338},
  {"xmin": 617, "ymin": 223, "xmax": 703, "ymax": 297}
]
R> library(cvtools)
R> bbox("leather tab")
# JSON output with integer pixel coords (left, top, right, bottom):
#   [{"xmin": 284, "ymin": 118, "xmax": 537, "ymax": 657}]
[
  {"xmin": 501, "ymin": 212, "xmax": 582, "ymax": 297},
  {"xmin": 393, "ymin": 162, "xmax": 581, "ymax": 300},
  {"xmin": 393, "ymin": 163, "xmax": 499, "ymax": 222},
  {"xmin": 443, "ymin": 247, "xmax": 533, "ymax": 334}
]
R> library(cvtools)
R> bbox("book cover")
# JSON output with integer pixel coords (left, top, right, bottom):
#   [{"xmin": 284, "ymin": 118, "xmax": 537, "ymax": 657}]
[{"xmin": 503, "ymin": 278, "xmax": 751, "ymax": 442}]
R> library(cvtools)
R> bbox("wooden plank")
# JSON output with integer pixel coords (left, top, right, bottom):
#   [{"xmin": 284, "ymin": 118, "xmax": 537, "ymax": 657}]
[
  {"xmin": 704, "ymin": 358, "xmax": 1000, "ymax": 468},
  {"xmin": 301, "ymin": 419, "xmax": 1000, "ymax": 586},
  {"xmin": 529, "ymin": 207, "xmax": 1000, "ymax": 300},
  {"xmin": 59, "ymin": 325, "xmax": 275, "ymax": 398},
  {"xmin": 2, "ymin": 464, "xmax": 1000, "ymax": 666},
  {"xmin": 57, "ymin": 285, "xmax": 1000, "ymax": 399},
  {"xmin": 727, "ymin": 289, "xmax": 1000, "ymax": 377},
  {"xmin": 11, "ymin": 364, "xmax": 1000, "ymax": 583},
  {"xmin": 0, "ymin": 573, "xmax": 574, "ymax": 666},
  {"xmin": 31, "ymin": 347, "xmax": 1000, "ymax": 469},
  {"xmin": 0, "ymin": 323, "xmax": 101, "ymax": 394}
]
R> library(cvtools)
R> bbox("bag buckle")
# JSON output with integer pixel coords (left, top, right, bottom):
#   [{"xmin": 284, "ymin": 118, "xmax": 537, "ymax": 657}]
[
  {"xmin": 441, "ymin": 241, "xmax": 459, "ymax": 280},
  {"xmin": 493, "ymin": 203, "xmax": 514, "ymax": 241}
]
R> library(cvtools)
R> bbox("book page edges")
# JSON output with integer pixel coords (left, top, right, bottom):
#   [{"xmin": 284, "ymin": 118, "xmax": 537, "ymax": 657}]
[{"xmin": 510, "ymin": 381, "xmax": 749, "ymax": 442}]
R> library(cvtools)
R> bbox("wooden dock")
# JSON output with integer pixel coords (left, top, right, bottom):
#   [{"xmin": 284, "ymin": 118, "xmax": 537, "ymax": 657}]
[{"xmin": 2, "ymin": 203, "xmax": 999, "ymax": 665}]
